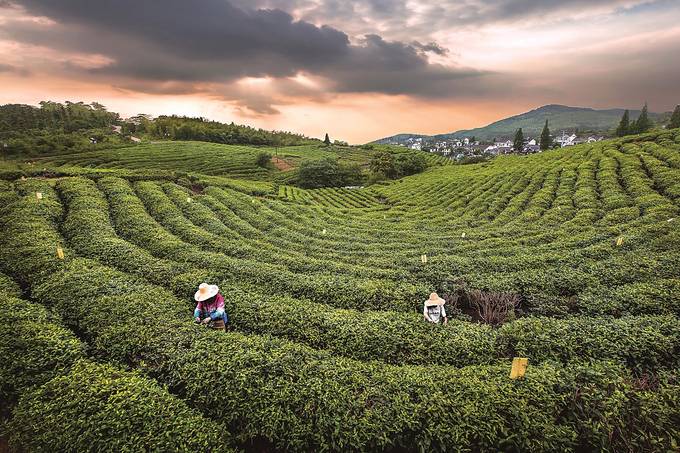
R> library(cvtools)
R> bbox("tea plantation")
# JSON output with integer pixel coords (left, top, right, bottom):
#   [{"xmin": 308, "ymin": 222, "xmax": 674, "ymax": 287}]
[{"xmin": 1, "ymin": 129, "xmax": 679, "ymax": 451}]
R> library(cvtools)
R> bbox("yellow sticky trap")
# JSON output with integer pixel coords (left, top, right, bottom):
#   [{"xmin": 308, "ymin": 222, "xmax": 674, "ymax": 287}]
[
  {"xmin": 187, "ymin": 197, "xmax": 192, "ymax": 203},
  {"xmin": 616, "ymin": 236, "xmax": 624, "ymax": 247},
  {"xmin": 36, "ymin": 192, "xmax": 43, "ymax": 200},
  {"xmin": 421, "ymin": 254, "xmax": 428, "ymax": 264},
  {"xmin": 510, "ymin": 357, "xmax": 528, "ymax": 379},
  {"xmin": 461, "ymin": 232, "xmax": 466, "ymax": 238},
  {"xmin": 56, "ymin": 247, "xmax": 64, "ymax": 260},
  {"xmin": 322, "ymin": 228, "xmax": 327, "ymax": 235}
]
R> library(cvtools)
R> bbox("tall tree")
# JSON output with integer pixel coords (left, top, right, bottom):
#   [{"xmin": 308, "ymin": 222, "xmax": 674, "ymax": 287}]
[
  {"xmin": 668, "ymin": 105, "xmax": 680, "ymax": 129},
  {"xmin": 513, "ymin": 128, "xmax": 524, "ymax": 152},
  {"xmin": 615, "ymin": 110, "xmax": 630, "ymax": 137},
  {"xmin": 632, "ymin": 102, "xmax": 652, "ymax": 134},
  {"xmin": 323, "ymin": 133, "xmax": 331, "ymax": 145},
  {"xmin": 540, "ymin": 120, "xmax": 552, "ymax": 150}
]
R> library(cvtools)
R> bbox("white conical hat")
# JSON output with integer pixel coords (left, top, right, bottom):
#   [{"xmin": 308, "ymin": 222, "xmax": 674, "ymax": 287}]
[{"xmin": 194, "ymin": 283, "xmax": 219, "ymax": 302}]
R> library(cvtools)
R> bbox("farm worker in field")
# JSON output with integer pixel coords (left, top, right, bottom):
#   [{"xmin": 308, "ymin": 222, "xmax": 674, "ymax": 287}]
[
  {"xmin": 424, "ymin": 292, "xmax": 448, "ymax": 325},
  {"xmin": 193, "ymin": 283, "xmax": 228, "ymax": 331}
]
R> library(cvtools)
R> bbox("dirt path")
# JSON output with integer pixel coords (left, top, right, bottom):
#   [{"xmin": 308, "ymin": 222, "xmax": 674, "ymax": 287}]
[{"xmin": 271, "ymin": 156, "xmax": 294, "ymax": 171}]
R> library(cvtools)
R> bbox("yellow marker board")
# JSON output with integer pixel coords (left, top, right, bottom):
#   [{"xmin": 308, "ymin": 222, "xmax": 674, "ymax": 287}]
[
  {"xmin": 616, "ymin": 236, "xmax": 624, "ymax": 247},
  {"xmin": 421, "ymin": 254, "xmax": 428, "ymax": 264},
  {"xmin": 509, "ymin": 357, "xmax": 528, "ymax": 379},
  {"xmin": 187, "ymin": 197, "xmax": 192, "ymax": 203},
  {"xmin": 461, "ymin": 232, "xmax": 466, "ymax": 238},
  {"xmin": 36, "ymin": 192, "xmax": 43, "ymax": 200},
  {"xmin": 56, "ymin": 247, "xmax": 64, "ymax": 260},
  {"xmin": 322, "ymin": 228, "xmax": 327, "ymax": 234}
]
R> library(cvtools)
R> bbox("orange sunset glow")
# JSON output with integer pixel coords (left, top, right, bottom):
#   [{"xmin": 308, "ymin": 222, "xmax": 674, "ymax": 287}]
[{"xmin": 1, "ymin": 0, "xmax": 679, "ymax": 143}]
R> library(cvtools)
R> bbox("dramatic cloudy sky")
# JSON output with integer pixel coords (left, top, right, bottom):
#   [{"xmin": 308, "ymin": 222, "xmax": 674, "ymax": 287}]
[{"xmin": 1, "ymin": 0, "xmax": 679, "ymax": 142}]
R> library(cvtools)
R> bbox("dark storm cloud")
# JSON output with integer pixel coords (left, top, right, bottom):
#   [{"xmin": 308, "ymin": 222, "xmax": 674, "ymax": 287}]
[{"xmin": 5, "ymin": 0, "xmax": 488, "ymax": 101}]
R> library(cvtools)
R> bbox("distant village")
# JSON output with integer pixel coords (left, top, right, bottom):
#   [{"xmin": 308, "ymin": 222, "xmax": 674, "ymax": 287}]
[{"xmin": 400, "ymin": 131, "xmax": 605, "ymax": 161}]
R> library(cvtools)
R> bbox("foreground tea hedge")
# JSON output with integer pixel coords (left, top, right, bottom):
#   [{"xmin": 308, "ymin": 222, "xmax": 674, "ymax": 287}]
[
  {"xmin": 28, "ymin": 258, "xmax": 680, "ymax": 452},
  {"xmin": 0, "ymin": 286, "xmax": 234, "ymax": 452},
  {"xmin": 0, "ymin": 293, "xmax": 85, "ymax": 413},
  {"xmin": 8, "ymin": 362, "xmax": 232, "ymax": 452}
]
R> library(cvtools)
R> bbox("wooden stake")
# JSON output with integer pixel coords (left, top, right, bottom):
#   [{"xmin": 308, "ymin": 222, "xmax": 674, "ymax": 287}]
[{"xmin": 509, "ymin": 357, "xmax": 528, "ymax": 379}]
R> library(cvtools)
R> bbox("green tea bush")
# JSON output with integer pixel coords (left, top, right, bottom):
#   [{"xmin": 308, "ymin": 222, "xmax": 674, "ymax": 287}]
[
  {"xmin": 0, "ymin": 272, "xmax": 21, "ymax": 298},
  {"xmin": 496, "ymin": 315, "xmax": 680, "ymax": 371},
  {"xmin": 8, "ymin": 361, "xmax": 232, "ymax": 452},
  {"xmin": 25, "ymin": 258, "xmax": 680, "ymax": 451},
  {"xmin": 1, "ymin": 130, "xmax": 680, "ymax": 451},
  {"xmin": 0, "ymin": 295, "xmax": 85, "ymax": 413}
]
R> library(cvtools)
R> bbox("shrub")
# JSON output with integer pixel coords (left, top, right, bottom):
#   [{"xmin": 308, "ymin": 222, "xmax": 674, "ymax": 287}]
[
  {"xmin": 394, "ymin": 152, "xmax": 427, "ymax": 176},
  {"xmin": 467, "ymin": 289, "xmax": 520, "ymax": 325},
  {"xmin": 256, "ymin": 151, "xmax": 272, "ymax": 167},
  {"xmin": 297, "ymin": 157, "xmax": 362, "ymax": 188}
]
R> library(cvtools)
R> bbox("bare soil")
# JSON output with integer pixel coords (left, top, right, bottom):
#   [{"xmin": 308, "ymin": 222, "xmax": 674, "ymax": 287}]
[{"xmin": 271, "ymin": 156, "xmax": 294, "ymax": 171}]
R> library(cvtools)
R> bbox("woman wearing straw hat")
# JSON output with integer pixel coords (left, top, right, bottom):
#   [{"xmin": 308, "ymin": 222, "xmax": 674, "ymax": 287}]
[
  {"xmin": 193, "ymin": 283, "xmax": 228, "ymax": 331},
  {"xmin": 423, "ymin": 292, "xmax": 448, "ymax": 325}
]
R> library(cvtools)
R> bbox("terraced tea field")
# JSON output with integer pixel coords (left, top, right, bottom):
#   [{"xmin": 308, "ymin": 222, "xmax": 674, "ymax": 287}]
[
  {"xmin": 29, "ymin": 141, "xmax": 452, "ymax": 181},
  {"xmin": 1, "ymin": 129, "xmax": 679, "ymax": 451}
]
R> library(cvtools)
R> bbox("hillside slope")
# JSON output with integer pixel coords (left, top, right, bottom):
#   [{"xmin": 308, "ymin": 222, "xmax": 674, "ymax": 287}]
[{"xmin": 1, "ymin": 128, "xmax": 679, "ymax": 452}]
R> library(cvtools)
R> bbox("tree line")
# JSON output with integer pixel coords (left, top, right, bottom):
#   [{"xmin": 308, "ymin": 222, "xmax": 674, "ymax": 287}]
[
  {"xmin": 616, "ymin": 103, "xmax": 652, "ymax": 137},
  {"xmin": 0, "ymin": 102, "xmax": 125, "ymax": 156},
  {"xmin": 131, "ymin": 115, "xmax": 316, "ymax": 147},
  {"xmin": 615, "ymin": 103, "xmax": 680, "ymax": 137},
  {"xmin": 0, "ymin": 101, "xmax": 119, "ymax": 133},
  {"xmin": 0, "ymin": 101, "xmax": 319, "ymax": 156}
]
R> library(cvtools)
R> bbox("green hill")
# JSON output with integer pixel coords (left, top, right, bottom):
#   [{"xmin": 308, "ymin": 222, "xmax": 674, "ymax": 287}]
[
  {"xmin": 1, "ymin": 127, "xmax": 679, "ymax": 452},
  {"xmin": 375, "ymin": 104, "xmax": 668, "ymax": 143}
]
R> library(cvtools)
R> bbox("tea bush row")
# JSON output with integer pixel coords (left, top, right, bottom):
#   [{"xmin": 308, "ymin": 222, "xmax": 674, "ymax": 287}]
[
  {"xmin": 0, "ymin": 291, "xmax": 230, "ymax": 452},
  {"xmin": 32, "ymin": 256, "xmax": 680, "ymax": 452},
  {"xmin": 8, "ymin": 362, "xmax": 232, "ymax": 452},
  {"xmin": 11, "ymin": 182, "xmax": 680, "ymax": 373}
]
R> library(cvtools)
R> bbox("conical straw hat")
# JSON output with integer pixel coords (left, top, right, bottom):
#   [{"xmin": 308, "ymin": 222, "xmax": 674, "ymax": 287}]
[
  {"xmin": 425, "ymin": 292, "xmax": 445, "ymax": 306},
  {"xmin": 194, "ymin": 283, "xmax": 219, "ymax": 302}
]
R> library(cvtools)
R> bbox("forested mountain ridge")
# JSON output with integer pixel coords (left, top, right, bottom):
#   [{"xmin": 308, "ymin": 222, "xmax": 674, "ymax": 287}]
[{"xmin": 374, "ymin": 104, "xmax": 669, "ymax": 144}]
